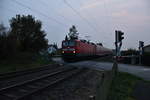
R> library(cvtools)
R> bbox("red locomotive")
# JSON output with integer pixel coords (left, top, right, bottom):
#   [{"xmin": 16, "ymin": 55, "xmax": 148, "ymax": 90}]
[{"xmin": 61, "ymin": 39, "xmax": 112, "ymax": 61}]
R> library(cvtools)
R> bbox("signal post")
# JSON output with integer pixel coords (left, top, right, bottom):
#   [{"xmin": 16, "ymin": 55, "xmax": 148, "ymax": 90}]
[
  {"xmin": 115, "ymin": 30, "xmax": 124, "ymax": 58},
  {"xmin": 139, "ymin": 41, "xmax": 144, "ymax": 65},
  {"xmin": 114, "ymin": 30, "xmax": 124, "ymax": 74}
]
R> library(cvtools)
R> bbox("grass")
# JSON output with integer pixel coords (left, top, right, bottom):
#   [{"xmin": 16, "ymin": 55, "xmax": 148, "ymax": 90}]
[
  {"xmin": 108, "ymin": 72, "xmax": 142, "ymax": 100},
  {"xmin": 0, "ymin": 55, "xmax": 54, "ymax": 74}
]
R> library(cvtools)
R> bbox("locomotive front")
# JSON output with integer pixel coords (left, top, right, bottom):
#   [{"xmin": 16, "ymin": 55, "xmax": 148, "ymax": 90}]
[{"xmin": 62, "ymin": 40, "xmax": 77, "ymax": 59}]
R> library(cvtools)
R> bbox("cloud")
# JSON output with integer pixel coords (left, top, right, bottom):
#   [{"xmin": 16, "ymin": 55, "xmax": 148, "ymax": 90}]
[
  {"xmin": 112, "ymin": 9, "xmax": 150, "ymax": 23},
  {"xmin": 80, "ymin": 0, "xmax": 103, "ymax": 10},
  {"xmin": 112, "ymin": 10, "xmax": 129, "ymax": 17}
]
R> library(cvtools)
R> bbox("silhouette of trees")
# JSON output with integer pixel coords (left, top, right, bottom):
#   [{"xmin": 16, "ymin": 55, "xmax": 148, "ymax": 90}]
[
  {"xmin": 121, "ymin": 48, "xmax": 138, "ymax": 56},
  {"xmin": 0, "ymin": 15, "xmax": 49, "ymax": 60},
  {"xmin": 0, "ymin": 24, "xmax": 17, "ymax": 59},
  {"xmin": 68, "ymin": 25, "xmax": 79, "ymax": 40},
  {"xmin": 0, "ymin": 24, "xmax": 8, "ymax": 59},
  {"xmin": 10, "ymin": 15, "xmax": 48, "ymax": 53}
]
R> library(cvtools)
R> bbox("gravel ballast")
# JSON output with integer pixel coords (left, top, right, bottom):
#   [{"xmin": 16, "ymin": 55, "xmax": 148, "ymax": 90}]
[{"xmin": 29, "ymin": 68, "xmax": 102, "ymax": 100}]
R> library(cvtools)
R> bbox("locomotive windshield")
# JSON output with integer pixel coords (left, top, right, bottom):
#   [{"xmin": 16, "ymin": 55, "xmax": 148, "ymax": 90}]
[{"xmin": 63, "ymin": 41, "xmax": 75, "ymax": 46}]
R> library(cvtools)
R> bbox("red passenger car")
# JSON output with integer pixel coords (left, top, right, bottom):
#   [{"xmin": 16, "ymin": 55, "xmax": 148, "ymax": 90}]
[{"xmin": 62, "ymin": 39, "xmax": 112, "ymax": 61}]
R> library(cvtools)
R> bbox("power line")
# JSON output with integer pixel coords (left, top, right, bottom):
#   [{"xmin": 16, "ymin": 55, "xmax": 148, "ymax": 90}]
[
  {"xmin": 39, "ymin": 0, "xmax": 72, "ymax": 26},
  {"xmin": 79, "ymin": 0, "xmax": 113, "ymax": 41},
  {"xmin": 103, "ymin": 0, "xmax": 113, "ymax": 36},
  {"xmin": 79, "ymin": 0, "xmax": 113, "ymax": 39},
  {"xmin": 63, "ymin": 0, "xmax": 101, "ymax": 34},
  {"xmin": 78, "ymin": 1, "xmax": 105, "ymax": 33},
  {"xmin": 38, "ymin": 0, "xmax": 72, "ymax": 25},
  {"xmin": 64, "ymin": 0, "xmax": 113, "ymax": 42},
  {"xmin": 11, "ymin": 0, "xmax": 67, "ymax": 26}
]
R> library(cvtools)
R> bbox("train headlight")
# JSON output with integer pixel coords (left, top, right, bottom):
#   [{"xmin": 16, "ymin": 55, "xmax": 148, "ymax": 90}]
[
  {"xmin": 62, "ymin": 51, "xmax": 64, "ymax": 53},
  {"xmin": 73, "ymin": 50, "xmax": 76, "ymax": 53}
]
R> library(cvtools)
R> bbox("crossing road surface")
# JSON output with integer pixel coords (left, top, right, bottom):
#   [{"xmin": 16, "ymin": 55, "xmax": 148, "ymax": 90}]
[
  {"xmin": 52, "ymin": 57, "xmax": 150, "ymax": 81},
  {"xmin": 68, "ymin": 61, "xmax": 150, "ymax": 81}
]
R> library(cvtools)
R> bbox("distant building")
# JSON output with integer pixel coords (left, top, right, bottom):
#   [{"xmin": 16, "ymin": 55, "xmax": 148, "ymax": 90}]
[
  {"xmin": 47, "ymin": 45, "xmax": 57, "ymax": 54},
  {"xmin": 143, "ymin": 44, "xmax": 150, "ymax": 53}
]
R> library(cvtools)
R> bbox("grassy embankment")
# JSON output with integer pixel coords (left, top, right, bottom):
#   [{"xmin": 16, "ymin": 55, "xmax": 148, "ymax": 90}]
[
  {"xmin": 0, "ymin": 53, "xmax": 54, "ymax": 74},
  {"xmin": 108, "ymin": 72, "xmax": 144, "ymax": 100}
]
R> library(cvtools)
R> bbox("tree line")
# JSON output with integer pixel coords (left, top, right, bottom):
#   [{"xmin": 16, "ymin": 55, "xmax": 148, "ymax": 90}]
[{"xmin": 0, "ymin": 15, "xmax": 48, "ymax": 60}]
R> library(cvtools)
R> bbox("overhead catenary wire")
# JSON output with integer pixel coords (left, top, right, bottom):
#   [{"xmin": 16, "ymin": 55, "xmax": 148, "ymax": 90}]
[
  {"xmin": 63, "ymin": 0, "xmax": 113, "ymax": 43},
  {"xmin": 11, "ymin": 0, "xmax": 67, "ymax": 26},
  {"xmin": 77, "ymin": 1, "xmax": 107, "ymax": 35},
  {"xmin": 78, "ymin": 0, "xmax": 114, "ymax": 42},
  {"xmin": 38, "ymin": 0, "xmax": 72, "ymax": 24},
  {"xmin": 10, "ymin": 0, "xmax": 113, "ymax": 44},
  {"xmin": 68, "ymin": 0, "xmax": 114, "ymax": 47},
  {"xmin": 103, "ymin": 0, "xmax": 113, "ymax": 36},
  {"xmin": 63, "ymin": 0, "xmax": 101, "ymax": 35},
  {"xmin": 78, "ymin": 1, "xmax": 103, "ymax": 29}
]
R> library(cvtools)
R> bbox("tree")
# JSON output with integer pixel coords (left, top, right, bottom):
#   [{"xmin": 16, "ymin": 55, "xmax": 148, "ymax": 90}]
[
  {"xmin": 121, "ymin": 48, "xmax": 138, "ymax": 56},
  {"xmin": 0, "ymin": 24, "xmax": 7, "ymax": 59},
  {"xmin": 65, "ymin": 35, "xmax": 68, "ymax": 41},
  {"xmin": 53, "ymin": 43, "xmax": 58, "ymax": 49},
  {"xmin": 0, "ymin": 24, "xmax": 17, "ymax": 59},
  {"xmin": 0, "ymin": 23, "xmax": 7, "ymax": 36},
  {"xmin": 68, "ymin": 25, "xmax": 79, "ymax": 40},
  {"xmin": 10, "ymin": 15, "xmax": 48, "ymax": 53}
]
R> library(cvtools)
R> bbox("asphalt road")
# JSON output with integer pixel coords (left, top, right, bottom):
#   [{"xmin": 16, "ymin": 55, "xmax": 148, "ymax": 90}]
[{"xmin": 52, "ymin": 57, "xmax": 150, "ymax": 81}]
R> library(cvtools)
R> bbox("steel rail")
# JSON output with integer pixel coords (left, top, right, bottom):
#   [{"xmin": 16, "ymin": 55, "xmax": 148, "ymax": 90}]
[
  {"xmin": 0, "ymin": 67, "xmax": 81, "ymax": 100},
  {"xmin": 0, "ymin": 64, "xmax": 60, "ymax": 80},
  {"xmin": 0, "ymin": 67, "xmax": 73, "ymax": 91}
]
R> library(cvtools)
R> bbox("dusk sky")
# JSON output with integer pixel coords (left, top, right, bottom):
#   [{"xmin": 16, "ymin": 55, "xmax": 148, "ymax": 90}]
[{"xmin": 0, "ymin": 0, "xmax": 150, "ymax": 49}]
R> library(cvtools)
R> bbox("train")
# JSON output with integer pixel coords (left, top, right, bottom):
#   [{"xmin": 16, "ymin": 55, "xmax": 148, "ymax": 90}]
[{"xmin": 61, "ymin": 39, "xmax": 113, "ymax": 61}]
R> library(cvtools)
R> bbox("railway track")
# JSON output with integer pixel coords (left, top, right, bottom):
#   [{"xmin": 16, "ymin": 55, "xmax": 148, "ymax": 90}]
[
  {"xmin": 0, "ymin": 66, "xmax": 81, "ymax": 100},
  {"xmin": 0, "ymin": 64, "xmax": 60, "ymax": 81}
]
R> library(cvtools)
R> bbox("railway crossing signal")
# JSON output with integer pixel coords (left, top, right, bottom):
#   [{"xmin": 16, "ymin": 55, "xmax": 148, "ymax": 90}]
[
  {"xmin": 114, "ymin": 30, "xmax": 124, "ymax": 74},
  {"xmin": 115, "ymin": 30, "xmax": 124, "ymax": 58},
  {"xmin": 118, "ymin": 31, "xmax": 124, "ymax": 42},
  {"xmin": 115, "ymin": 30, "xmax": 124, "ymax": 43},
  {"xmin": 139, "ymin": 41, "xmax": 144, "ymax": 48},
  {"xmin": 139, "ymin": 41, "xmax": 144, "ymax": 55},
  {"xmin": 139, "ymin": 41, "xmax": 144, "ymax": 65}
]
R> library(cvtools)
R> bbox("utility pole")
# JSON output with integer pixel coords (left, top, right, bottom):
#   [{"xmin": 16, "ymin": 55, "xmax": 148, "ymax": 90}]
[{"xmin": 139, "ymin": 41, "xmax": 144, "ymax": 65}]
